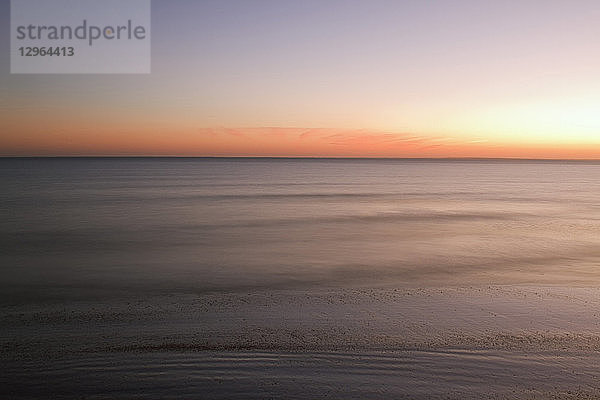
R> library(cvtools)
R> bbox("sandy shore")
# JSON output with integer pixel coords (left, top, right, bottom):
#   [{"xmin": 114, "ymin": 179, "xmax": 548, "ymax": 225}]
[{"xmin": 3, "ymin": 285, "xmax": 600, "ymax": 398}]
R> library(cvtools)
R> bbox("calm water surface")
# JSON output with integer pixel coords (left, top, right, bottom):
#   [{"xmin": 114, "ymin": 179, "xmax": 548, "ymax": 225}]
[
  {"xmin": 4, "ymin": 158, "xmax": 600, "ymax": 399},
  {"xmin": 2, "ymin": 158, "xmax": 600, "ymax": 302}
]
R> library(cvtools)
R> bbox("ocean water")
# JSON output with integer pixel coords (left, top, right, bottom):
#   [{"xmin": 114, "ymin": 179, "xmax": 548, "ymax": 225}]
[
  {"xmin": 4, "ymin": 157, "xmax": 600, "ymax": 399},
  {"xmin": 2, "ymin": 157, "xmax": 600, "ymax": 303}
]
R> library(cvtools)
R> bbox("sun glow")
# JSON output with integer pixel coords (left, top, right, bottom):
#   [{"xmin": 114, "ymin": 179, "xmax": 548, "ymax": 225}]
[{"xmin": 466, "ymin": 98, "xmax": 600, "ymax": 144}]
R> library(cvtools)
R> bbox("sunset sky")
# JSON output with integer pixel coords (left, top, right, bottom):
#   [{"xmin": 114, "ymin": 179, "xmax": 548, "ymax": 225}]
[{"xmin": 1, "ymin": 0, "xmax": 600, "ymax": 158}]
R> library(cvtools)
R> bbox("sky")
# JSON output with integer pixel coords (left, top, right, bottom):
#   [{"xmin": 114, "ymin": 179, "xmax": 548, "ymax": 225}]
[{"xmin": 1, "ymin": 0, "xmax": 600, "ymax": 158}]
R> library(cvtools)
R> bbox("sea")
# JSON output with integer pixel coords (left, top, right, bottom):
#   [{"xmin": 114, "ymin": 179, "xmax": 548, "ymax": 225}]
[
  {"xmin": 3, "ymin": 157, "xmax": 600, "ymax": 399},
  {"xmin": 2, "ymin": 157, "xmax": 600, "ymax": 302}
]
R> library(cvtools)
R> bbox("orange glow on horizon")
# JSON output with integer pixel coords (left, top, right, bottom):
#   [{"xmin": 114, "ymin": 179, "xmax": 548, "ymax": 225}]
[{"xmin": 2, "ymin": 127, "xmax": 600, "ymax": 159}]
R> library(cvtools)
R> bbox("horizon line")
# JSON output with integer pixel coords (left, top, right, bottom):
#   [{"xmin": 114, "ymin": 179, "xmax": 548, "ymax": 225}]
[{"xmin": 3, "ymin": 156, "xmax": 600, "ymax": 162}]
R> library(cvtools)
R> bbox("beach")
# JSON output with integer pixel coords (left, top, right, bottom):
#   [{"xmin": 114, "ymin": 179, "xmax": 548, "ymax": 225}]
[{"xmin": 3, "ymin": 285, "xmax": 600, "ymax": 398}]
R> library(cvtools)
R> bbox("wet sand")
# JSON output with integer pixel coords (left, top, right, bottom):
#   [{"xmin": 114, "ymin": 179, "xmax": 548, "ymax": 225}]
[{"xmin": 3, "ymin": 284, "xmax": 600, "ymax": 399}]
